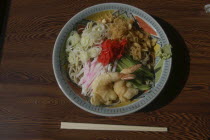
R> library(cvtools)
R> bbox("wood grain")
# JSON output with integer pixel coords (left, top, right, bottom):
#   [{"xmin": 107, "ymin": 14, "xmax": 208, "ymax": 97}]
[{"xmin": 0, "ymin": 0, "xmax": 210, "ymax": 140}]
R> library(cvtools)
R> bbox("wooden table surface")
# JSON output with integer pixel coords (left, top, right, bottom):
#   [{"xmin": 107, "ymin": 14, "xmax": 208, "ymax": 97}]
[{"xmin": 0, "ymin": 0, "xmax": 210, "ymax": 140}]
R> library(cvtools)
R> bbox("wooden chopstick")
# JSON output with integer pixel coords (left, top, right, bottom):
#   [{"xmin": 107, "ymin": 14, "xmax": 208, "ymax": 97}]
[{"xmin": 61, "ymin": 122, "xmax": 168, "ymax": 132}]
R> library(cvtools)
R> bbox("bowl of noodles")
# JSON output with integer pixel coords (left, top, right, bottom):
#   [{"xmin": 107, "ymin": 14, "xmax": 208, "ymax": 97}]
[{"xmin": 53, "ymin": 3, "xmax": 172, "ymax": 116}]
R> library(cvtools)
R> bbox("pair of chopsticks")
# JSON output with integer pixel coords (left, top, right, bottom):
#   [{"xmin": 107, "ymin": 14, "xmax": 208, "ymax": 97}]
[{"xmin": 61, "ymin": 122, "xmax": 168, "ymax": 132}]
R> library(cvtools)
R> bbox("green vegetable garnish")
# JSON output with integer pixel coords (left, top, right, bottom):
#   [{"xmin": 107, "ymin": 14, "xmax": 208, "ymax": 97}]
[
  {"xmin": 117, "ymin": 55, "xmax": 154, "ymax": 91},
  {"xmin": 156, "ymin": 44, "xmax": 172, "ymax": 60}
]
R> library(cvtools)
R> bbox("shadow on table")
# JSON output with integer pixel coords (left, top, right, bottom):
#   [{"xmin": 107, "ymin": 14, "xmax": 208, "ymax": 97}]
[
  {"xmin": 0, "ymin": 0, "xmax": 11, "ymax": 63},
  {"xmin": 138, "ymin": 16, "xmax": 190, "ymax": 112}
]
